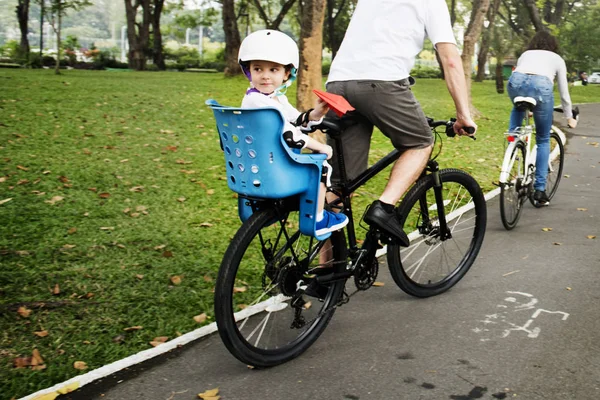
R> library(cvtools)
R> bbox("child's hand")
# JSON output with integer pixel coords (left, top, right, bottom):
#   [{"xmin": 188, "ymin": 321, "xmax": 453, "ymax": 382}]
[
  {"xmin": 311, "ymin": 98, "xmax": 330, "ymax": 120},
  {"xmin": 323, "ymin": 145, "xmax": 333, "ymax": 160}
]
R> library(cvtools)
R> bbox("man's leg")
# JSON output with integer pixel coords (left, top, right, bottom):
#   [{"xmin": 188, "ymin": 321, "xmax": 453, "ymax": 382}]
[{"xmin": 379, "ymin": 145, "xmax": 433, "ymax": 205}]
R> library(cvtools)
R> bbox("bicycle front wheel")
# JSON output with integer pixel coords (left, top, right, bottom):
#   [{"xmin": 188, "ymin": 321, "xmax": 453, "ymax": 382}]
[
  {"xmin": 387, "ymin": 169, "xmax": 487, "ymax": 298},
  {"xmin": 500, "ymin": 141, "xmax": 528, "ymax": 230},
  {"xmin": 214, "ymin": 207, "xmax": 347, "ymax": 367}
]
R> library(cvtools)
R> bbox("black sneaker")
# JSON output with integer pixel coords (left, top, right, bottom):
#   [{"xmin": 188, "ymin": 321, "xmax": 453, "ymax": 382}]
[
  {"xmin": 533, "ymin": 190, "xmax": 550, "ymax": 206},
  {"xmin": 364, "ymin": 200, "xmax": 409, "ymax": 247}
]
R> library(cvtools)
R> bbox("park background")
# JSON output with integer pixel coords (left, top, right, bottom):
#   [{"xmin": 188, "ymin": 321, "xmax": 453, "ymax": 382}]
[{"xmin": 2, "ymin": 0, "xmax": 600, "ymax": 399}]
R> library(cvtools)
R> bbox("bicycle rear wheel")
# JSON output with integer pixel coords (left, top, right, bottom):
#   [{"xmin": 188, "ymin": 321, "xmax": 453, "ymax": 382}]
[
  {"xmin": 531, "ymin": 130, "xmax": 564, "ymax": 208},
  {"xmin": 387, "ymin": 169, "xmax": 487, "ymax": 298},
  {"xmin": 214, "ymin": 206, "xmax": 347, "ymax": 367},
  {"xmin": 500, "ymin": 141, "xmax": 528, "ymax": 229}
]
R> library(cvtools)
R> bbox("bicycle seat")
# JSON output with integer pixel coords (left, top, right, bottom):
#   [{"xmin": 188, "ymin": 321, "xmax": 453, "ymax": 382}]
[
  {"xmin": 205, "ymin": 99, "xmax": 331, "ymax": 240},
  {"xmin": 513, "ymin": 96, "xmax": 537, "ymax": 111}
]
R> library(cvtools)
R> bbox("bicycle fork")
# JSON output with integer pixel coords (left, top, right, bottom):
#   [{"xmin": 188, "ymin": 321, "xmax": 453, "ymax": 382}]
[{"xmin": 426, "ymin": 161, "xmax": 452, "ymax": 240}]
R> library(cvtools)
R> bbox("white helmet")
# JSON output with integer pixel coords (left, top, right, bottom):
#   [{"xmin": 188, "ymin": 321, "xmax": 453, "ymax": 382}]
[{"xmin": 238, "ymin": 29, "xmax": 299, "ymax": 70}]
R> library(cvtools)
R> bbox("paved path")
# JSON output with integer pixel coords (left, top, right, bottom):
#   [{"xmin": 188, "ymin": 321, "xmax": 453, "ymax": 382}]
[{"xmin": 62, "ymin": 105, "xmax": 600, "ymax": 400}]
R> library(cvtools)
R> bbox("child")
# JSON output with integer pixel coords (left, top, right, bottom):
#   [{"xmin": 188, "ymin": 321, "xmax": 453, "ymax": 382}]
[{"xmin": 239, "ymin": 29, "xmax": 348, "ymax": 236}]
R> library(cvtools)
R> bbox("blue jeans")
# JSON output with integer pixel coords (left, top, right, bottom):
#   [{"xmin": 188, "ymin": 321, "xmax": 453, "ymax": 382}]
[{"xmin": 507, "ymin": 71, "xmax": 554, "ymax": 191}]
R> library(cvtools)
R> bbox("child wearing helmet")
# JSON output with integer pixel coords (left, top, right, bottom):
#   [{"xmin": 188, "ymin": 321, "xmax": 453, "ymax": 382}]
[{"xmin": 239, "ymin": 29, "xmax": 348, "ymax": 236}]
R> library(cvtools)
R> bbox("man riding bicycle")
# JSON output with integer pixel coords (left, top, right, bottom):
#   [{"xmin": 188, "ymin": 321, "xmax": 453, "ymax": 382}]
[{"xmin": 326, "ymin": 0, "xmax": 476, "ymax": 246}]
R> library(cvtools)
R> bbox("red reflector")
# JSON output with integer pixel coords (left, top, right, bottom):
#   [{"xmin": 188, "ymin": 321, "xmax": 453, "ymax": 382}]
[{"xmin": 507, "ymin": 135, "xmax": 515, "ymax": 142}]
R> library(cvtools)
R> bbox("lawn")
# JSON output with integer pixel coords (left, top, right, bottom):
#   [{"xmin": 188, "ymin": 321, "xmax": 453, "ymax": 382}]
[{"xmin": 1, "ymin": 69, "xmax": 598, "ymax": 400}]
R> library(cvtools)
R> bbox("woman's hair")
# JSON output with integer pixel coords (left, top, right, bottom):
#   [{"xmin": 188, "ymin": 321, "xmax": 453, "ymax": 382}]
[{"xmin": 527, "ymin": 31, "xmax": 560, "ymax": 53}]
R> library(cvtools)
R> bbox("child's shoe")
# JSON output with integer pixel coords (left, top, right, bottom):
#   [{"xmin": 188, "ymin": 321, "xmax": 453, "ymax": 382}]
[{"xmin": 315, "ymin": 211, "xmax": 349, "ymax": 236}]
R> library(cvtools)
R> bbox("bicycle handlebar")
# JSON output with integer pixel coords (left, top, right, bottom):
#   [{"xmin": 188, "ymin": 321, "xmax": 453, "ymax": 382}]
[{"xmin": 428, "ymin": 118, "xmax": 476, "ymax": 140}]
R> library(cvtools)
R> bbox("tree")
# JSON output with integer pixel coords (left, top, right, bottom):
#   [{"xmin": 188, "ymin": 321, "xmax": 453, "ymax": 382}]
[
  {"xmin": 222, "ymin": 0, "xmax": 241, "ymax": 76},
  {"xmin": 323, "ymin": 0, "xmax": 354, "ymax": 59},
  {"xmin": 16, "ymin": 0, "xmax": 30, "ymax": 62},
  {"xmin": 47, "ymin": 0, "xmax": 91, "ymax": 74},
  {"xmin": 296, "ymin": 0, "xmax": 326, "ymax": 110},
  {"xmin": 475, "ymin": 0, "xmax": 502, "ymax": 82},
  {"xmin": 522, "ymin": 0, "xmax": 547, "ymax": 31},
  {"xmin": 152, "ymin": 0, "xmax": 166, "ymax": 70},
  {"xmin": 123, "ymin": 0, "xmax": 166, "ymax": 71},
  {"xmin": 249, "ymin": 0, "xmax": 297, "ymax": 30},
  {"xmin": 460, "ymin": 0, "xmax": 490, "ymax": 113}
]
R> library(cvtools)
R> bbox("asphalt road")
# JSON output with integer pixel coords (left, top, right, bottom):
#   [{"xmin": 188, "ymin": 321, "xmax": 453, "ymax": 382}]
[{"xmin": 62, "ymin": 105, "xmax": 600, "ymax": 400}]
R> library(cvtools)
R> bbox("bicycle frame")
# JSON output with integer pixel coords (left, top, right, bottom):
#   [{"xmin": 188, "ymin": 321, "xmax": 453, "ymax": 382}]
[{"xmin": 499, "ymin": 122, "xmax": 536, "ymax": 186}]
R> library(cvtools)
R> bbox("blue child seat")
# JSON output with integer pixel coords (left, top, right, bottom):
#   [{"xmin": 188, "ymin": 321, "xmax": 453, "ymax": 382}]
[{"xmin": 205, "ymin": 99, "xmax": 331, "ymax": 240}]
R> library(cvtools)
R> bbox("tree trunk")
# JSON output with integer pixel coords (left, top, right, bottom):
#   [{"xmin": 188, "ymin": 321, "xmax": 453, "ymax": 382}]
[
  {"xmin": 522, "ymin": 0, "xmax": 547, "ymax": 32},
  {"xmin": 325, "ymin": 0, "xmax": 346, "ymax": 59},
  {"xmin": 460, "ymin": 0, "xmax": 490, "ymax": 114},
  {"xmin": 16, "ymin": 0, "xmax": 30, "ymax": 62},
  {"xmin": 475, "ymin": 0, "xmax": 501, "ymax": 82},
  {"xmin": 495, "ymin": 62, "xmax": 504, "ymax": 94},
  {"xmin": 54, "ymin": 10, "xmax": 61, "ymax": 75},
  {"xmin": 297, "ymin": 0, "xmax": 326, "ymax": 111},
  {"xmin": 152, "ymin": 0, "xmax": 165, "ymax": 70},
  {"xmin": 222, "ymin": 0, "xmax": 241, "ymax": 76},
  {"xmin": 40, "ymin": 0, "xmax": 44, "ymax": 58},
  {"xmin": 124, "ymin": 0, "xmax": 152, "ymax": 71}
]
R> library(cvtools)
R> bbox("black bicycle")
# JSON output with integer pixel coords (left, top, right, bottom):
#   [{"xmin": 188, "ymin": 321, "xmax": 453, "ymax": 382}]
[{"xmin": 210, "ymin": 108, "xmax": 487, "ymax": 368}]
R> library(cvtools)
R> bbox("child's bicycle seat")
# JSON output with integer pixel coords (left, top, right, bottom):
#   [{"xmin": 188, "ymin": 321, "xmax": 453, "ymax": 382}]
[{"xmin": 205, "ymin": 99, "xmax": 331, "ymax": 240}]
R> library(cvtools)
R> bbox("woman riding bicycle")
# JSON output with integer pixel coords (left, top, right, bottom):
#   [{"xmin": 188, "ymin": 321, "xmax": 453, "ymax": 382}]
[{"xmin": 507, "ymin": 31, "xmax": 577, "ymax": 206}]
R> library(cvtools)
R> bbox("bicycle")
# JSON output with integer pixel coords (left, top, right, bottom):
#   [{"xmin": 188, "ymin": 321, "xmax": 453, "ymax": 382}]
[
  {"xmin": 498, "ymin": 96, "xmax": 577, "ymax": 230},
  {"xmin": 206, "ymin": 99, "xmax": 487, "ymax": 367}
]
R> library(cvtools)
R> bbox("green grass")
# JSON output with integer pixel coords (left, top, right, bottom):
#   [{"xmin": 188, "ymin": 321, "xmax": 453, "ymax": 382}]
[{"xmin": 0, "ymin": 70, "xmax": 598, "ymax": 400}]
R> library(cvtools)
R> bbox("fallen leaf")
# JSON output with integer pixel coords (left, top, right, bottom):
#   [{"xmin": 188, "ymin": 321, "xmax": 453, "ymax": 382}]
[
  {"xmin": 564, "ymin": 174, "xmax": 570, "ymax": 178},
  {"xmin": 58, "ymin": 176, "xmax": 69, "ymax": 183},
  {"xmin": 162, "ymin": 251, "xmax": 173, "ymax": 258},
  {"xmin": 52, "ymin": 283, "xmax": 60, "ymax": 295},
  {"xmin": 566, "ymin": 287, "xmax": 572, "ymax": 291},
  {"xmin": 45, "ymin": 196, "xmax": 64, "ymax": 205},
  {"xmin": 123, "ymin": 326, "xmax": 143, "ymax": 332},
  {"xmin": 62, "ymin": 244, "xmax": 76, "ymax": 249},
  {"xmin": 203, "ymin": 275, "xmax": 212, "ymax": 282},
  {"xmin": 129, "ymin": 186, "xmax": 144, "ymax": 192},
  {"xmin": 149, "ymin": 336, "xmax": 169, "ymax": 347},
  {"xmin": 165, "ymin": 145, "xmax": 178, "ymax": 152},
  {"xmin": 98, "ymin": 192, "xmax": 111, "ymax": 199},
  {"xmin": 193, "ymin": 313, "xmax": 207, "ymax": 323},
  {"xmin": 17, "ymin": 165, "xmax": 29, "ymax": 171},
  {"xmin": 372, "ymin": 282, "xmax": 385, "ymax": 287},
  {"xmin": 120, "ymin": 159, "xmax": 129, "ymax": 163},
  {"xmin": 99, "ymin": 226, "xmax": 115, "ymax": 231},
  {"xmin": 587, "ymin": 235, "xmax": 596, "ymax": 239},
  {"xmin": 31, "ymin": 349, "xmax": 44, "ymax": 365},
  {"xmin": 0, "ymin": 177, "xmax": 6, "ymax": 183},
  {"xmin": 34, "ymin": 330, "xmax": 49, "ymax": 337},
  {"xmin": 553, "ymin": 242, "xmax": 562, "ymax": 246},
  {"xmin": 233, "ymin": 286, "xmax": 247, "ymax": 293},
  {"xmin": 176, "ymin": 159, "xmax": 193, "ymax": 164},
  {"xmin": 135, "ymin": 274, "xmax": 144, "ymax": 280},
  {"xmin": 577, "ymin": 208, "xmax": 588, "ymax": 211},
  {"xmin": 154, "ymin": 244, "xmax": 166, "ymax": 250},
  {"xmin": 198, "ymin": 388, "xmax": 220, "ymax": 399},
  {"xmin": 73, "ymin": 361, "xmax": 88, "ymax": 370},
  {"xmin": 199, "ymin": 222, "xmax": 213, "ymax": 227},
  {"xmin": 541, "ymin": 227, "xmax": 553, "ymax": 232},
  {"xmin": 123, "ymin": 207, "xmax": 131, "ymax": 214},
  {"xmin": 13, "ymin": 357, "xmax": 31, "ymax": 368},
  {"xmin": 17, "ymin": 306, "xmax": 32, "ymax": 318},
  {"xmin": 177, "ymin": 197, "xmax": 186, "ymax": 203},
  {"xmin": 0, "ymin": 198, "xmax": 12, "ymax": 205},
  {"xmin": 170, "ymin": 275, "xmax": 182, "ymax": 285},
  {"xmin": 68, "ymin": 227, "xmax": 77, "ymax": 235},
  {"xmin": 206, "ymin": 189, "xmax": 215, "ymax": 195}
]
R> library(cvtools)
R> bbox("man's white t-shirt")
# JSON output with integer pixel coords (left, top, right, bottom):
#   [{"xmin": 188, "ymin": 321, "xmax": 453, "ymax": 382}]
[{"xmin": 327, "ymin": 0, "xmax": 456, "ymax": 83}]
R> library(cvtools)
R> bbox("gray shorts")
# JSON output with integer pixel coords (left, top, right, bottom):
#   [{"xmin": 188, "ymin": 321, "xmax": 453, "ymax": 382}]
[{"xmin": 325, "ymin": 79, "xmax": 433, "ymax": 181}]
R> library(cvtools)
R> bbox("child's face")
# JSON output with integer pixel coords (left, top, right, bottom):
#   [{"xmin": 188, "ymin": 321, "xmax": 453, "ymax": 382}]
[{"xmin": 249, "ymin": 60, "xmax": 290, "ymax": 94}]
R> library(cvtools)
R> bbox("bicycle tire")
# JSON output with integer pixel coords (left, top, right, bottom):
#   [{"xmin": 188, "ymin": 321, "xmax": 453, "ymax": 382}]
[
  {"xmin": 500, "ymin": 141, "xmax": 528, "ymax": 229},
  {"xmin": 530, "ymin": 130, "xmax": 564, "ymax": 208},
  {"xmin": 214, "ymin": 207, "xmax": 347, "ymax": 367},
  {"xmin": 387, "ymin": 169, "xmax": 487, "ymax": 298}
]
